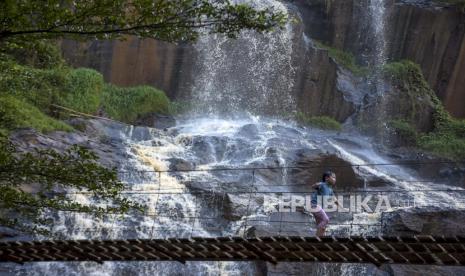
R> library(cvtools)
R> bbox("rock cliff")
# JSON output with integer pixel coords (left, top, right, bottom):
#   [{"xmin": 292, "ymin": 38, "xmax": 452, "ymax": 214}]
[
  {"xmin": 60, "ymin": 0, "xmax": 465, "ymax": 119},
  {"xmin": 61, "ymin": 37, "xmax": 194, "ymax": 99}
]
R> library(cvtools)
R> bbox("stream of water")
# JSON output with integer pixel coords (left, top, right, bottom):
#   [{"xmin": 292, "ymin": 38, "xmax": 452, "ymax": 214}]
[{"xmin": 6, "ymin": 0, "xmax": 465, "ymax": 275}]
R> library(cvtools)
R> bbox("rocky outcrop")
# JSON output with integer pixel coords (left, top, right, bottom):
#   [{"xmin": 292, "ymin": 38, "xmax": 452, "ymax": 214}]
[
  {"xmin": 133, "ymin": 113, "xmax": 176, "ymax": 129},
  {"xmin": 381, "ymin": 206, "xmax": 465, "ymax": 236},
  {"xmin": 294, "ymin": 40, "xmax": 367, "ymax": 122},
  {"xmin": 377, "ymin": 206, "xmax": 465, "ymax": 276},
  {"xmin": 290, "ymin": 0, "xmax": 465, "ymax": 118},
  {"xmin": 8, "ymin": 119, "xmax": 130, "ymax": 169},
  {"xmin": 388, "ymin": 1, "xmax": 465, "ymax": 118},
  {"xmin": 60, "ymin": 37, "xmax": 194, "ymax": 99},
  {"xmin": 59, "ymin": 1, "xmax": 465, "ymax": 119}
]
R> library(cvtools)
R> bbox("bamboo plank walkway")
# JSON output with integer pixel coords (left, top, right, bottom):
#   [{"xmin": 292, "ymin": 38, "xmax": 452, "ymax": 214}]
[{"xmin": 2, "ymin": 236, "xmax": 465, "ymax": 266}]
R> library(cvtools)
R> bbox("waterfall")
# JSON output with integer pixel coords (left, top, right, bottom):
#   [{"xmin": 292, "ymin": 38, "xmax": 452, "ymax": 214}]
[
  {"xmin": 369, "ymin": 0, "xmax": 386, "ymax": 73},
  {"xmin": 368, "ymin": 0, "xmax": 387, "ymax": 92},
  {"xmin": 5, "ymin": 1, "xmax": 465, "ymax": 275},
  {"xmin": 190, "ymin": 0, "xmax": 297, "ymax": 117}
]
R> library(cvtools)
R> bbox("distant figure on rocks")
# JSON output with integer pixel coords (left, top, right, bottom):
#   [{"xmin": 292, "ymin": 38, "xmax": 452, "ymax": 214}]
[{"xmin": 309, "ymin": 170, "xmax": 341, "ymax": 237}]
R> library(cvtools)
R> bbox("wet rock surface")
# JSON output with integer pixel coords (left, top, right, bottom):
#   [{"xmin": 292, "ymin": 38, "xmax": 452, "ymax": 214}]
[
  {"xmin": 8, "ymin": 119, "xmax": 129, "ymax": 169},
  {"xmin": 381, "ymin": 206, "xmax": 465, "ymax": 236},
  {"xmin": 133, "ymin": 113, "xmax": 176, "ymax": 130},
  {"xmin": 5, "ymin": 118, "xmax": 465, "ymax": 275}
]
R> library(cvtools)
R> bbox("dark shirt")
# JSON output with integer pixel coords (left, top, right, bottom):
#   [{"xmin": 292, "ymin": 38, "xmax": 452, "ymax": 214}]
[{"xmin": 311, "ymin": 181, "xmax": 334, "ymax": 206}]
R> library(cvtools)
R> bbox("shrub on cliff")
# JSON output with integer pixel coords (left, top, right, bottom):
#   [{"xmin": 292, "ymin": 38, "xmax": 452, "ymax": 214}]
[
  {"xmin": 387, "ymin": 119, "xmax": 418, "ymax": 146},
  {"xmin": 0, "ymin": 60, "xmax": 105, "ymax": 116},
  {"xmin": 1, "ymin": 51, "xmax": 171, "ymax": 129},
  {"xmin": 314, "ymin": 41, "xmax": 367, "ymax": 77},
  {"xmin": 102, "ymin": 84, "xmax": 171, "ymax": 123},
  {"xmin": 61, "ymin": 68, "xmax": 104, "ymax": 115},
  {"xmin": 418, "ymin": 107, "xmax": 465, "ymax": 159},
  {"xmin": 296, "ymin": 112, "xmax": 342, "ymax": 131},
  {"xmin": 383, "ymin": 60, "xmax": 465, "ymax": 159},
  {"xmin": 0, "ymin": 95, "xmax": 72, "ymax": 134},
  {"xmin": 0, "ymin": 58, "xmax": 67, "ymax": 113},
  {"xmin": 383, "ymin": 60, "xmax": 433, "ymax": 99},
  {"xmin": 382, "ymin": 60, "xmax": 436, "ymax": 130}
]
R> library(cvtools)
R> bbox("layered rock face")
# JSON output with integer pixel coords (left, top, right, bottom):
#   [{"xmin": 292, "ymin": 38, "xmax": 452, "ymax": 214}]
[
  {"xmin": 292, "ymin": 0, "xmax": 465, "ymax": 118},
  {"xmin": 388, "ymin": 1, "xmax": 465, "ymax": 118},
  {"xmin": 61, "ymin": 37, "xmax": 194, "ymax": 99},
  {"xmin": 61, "ymin": 0, "xmax": 465, "ymax": 119},
  {"xmin": 293, "ymin": 39, "xmax": 367, "ymax": 122}
]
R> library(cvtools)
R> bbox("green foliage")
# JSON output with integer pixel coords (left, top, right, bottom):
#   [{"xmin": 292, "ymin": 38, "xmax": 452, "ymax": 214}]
[
  {"xmin": 0, "ymin": 138, "xmax": 144, "ymax": 235},
  {"xmin": 0, "ymin": 52, "xmax": 169, "ymax": 130},
  {"xmin": 0, "ymin": 58, "xmax": 67, "ymax": 112},
  {"xmin": 61, "ymin": 68, "xmax": 104, "ymax": 114},
  {"xmin": 0, "ymin": 0, "xmax": 287, "ymax": 43},
  {"xmin": 418, "ymin": 108, "xmax": 465, "ymax": 159},
  {"xmin": 418, "ymin": 132, "xmax": 465, "ymax": 160},
  {"xmin": 102, "ymin": 84, "xmax": 171, "ymax": 123},
  {"xmin": 383, "ymin": 60, "xmax": 465, "ymax": 159},
  {"xmin": 383, "ymin": 60, "xmax": 437, "ymax": 123},
  {"xmin": 0, "ymin": 55, "xmax": 104, "ymax": 116},
  {"xmin": 0, "ymin": 95, "xmax": 72, "ymax": 133},
  {"xmin": 387, "ymin": 119, "xmax": 418, "ymax": 146},
  {"xmin": 314, "ymin": 41, "xmax": 368, "ymax": 76},
  {"xmin": 383, "ymin": 60, "xmax": 434, "ymax": 98},
  {"xmin": 296, "ymin": 112, "xmax": 342, "ymax": 131},
  {"xmin": 0, "ymin": 38, "xmax": 64, "ymax": 69}
]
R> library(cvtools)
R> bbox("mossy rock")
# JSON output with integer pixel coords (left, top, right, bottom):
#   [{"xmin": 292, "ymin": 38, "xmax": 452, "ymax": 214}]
[
  {"xmin": 296, "ymin": 112, "xmax": 342, "ymax": 131},
  {"xmin": 314, "ymin": 40, "xmax": 368, "ymax": 77},
  {"xmin": 0, "ymin": 95, "xmax": 72, "ymax": 133},
  {"xmin": 386, "ymin": 119, "xmax": 418, "ymax": 147},
  {"xmin": 102, "ymin": 84, "xmax": 171, "ymax": 124},
  {"xmin": 356, "ymin": 60, "xmax": 465, "ymax": 159}
]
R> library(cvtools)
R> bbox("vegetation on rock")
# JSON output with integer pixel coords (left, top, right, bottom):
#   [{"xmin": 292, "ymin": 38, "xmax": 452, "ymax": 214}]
[
  {"xmin": 61, "ymin": 68, "xmax": 104, "ymax": 115},
  {"xmin": 0, "ymin": 57, "xmax": 67, "ymax": 113},
  {"xmin": 314, "ymin": 40, "xmax": 367, "ymax": 77},
  {"xmin": 0, "ymin": 0, "xmax": 287, "ymax": 235},
  {"xmin": 102, "ymin": 84, "xmax": 170, "ymax": 123},
  {"xmin": 0, "ymin": 39, "xmax": 65, "ymax": 69},
  {"xmin": 0, "ymin": 41, "xmax": 172, "ymax": 131},
  {"xmin": 387, "ymin": 119, "xmax": 418, "ymax": 146},
  {"xmin": 296, "ymin": 112, "xmax": 342, "ymax": 131},
  {"xmin": 383, "ymin": 60, "xmax": 465, "ymax": 159},
  {"xmin": 0, "ymin": 95, "xmax": 72, "ymax": 134}
]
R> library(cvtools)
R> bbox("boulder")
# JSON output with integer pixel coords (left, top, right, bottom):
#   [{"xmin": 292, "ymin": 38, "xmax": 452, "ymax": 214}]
[
  {"xmin": 133, "ymin": 113, "xmax": 176, "ymax": 129},
  {"xmin": 381, "ymin": 206, "xmax": 465, "ymax": 236}
]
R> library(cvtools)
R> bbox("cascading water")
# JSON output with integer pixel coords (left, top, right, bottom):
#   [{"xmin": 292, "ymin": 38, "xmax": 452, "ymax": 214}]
[
  {"xmin": 368, "ymin": 0, "xmax": 387, "ymax": 80},
  {"xmin": 358, "ymin": 0, "xmax": 391, "ymax": 142},
  {"xmin": 6, "ymin": 0, "xmax": 465, "ymax": 275},
  {"xmin": 190, "ymin": 0, "xmax": 297, "ymax": 116}
]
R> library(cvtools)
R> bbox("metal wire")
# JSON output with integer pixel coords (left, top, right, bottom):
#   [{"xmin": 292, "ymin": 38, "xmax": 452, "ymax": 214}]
[
  {"xmin": 242, "ymin": 170, "xmax": 256, "ymax": 237},
  {"xmin": 115, "ymin": 160, "xmax": 465, "ymax": 174},
  {"xmin": 49, "ymin": 188, "xmax": 465, "ymax": 196}
]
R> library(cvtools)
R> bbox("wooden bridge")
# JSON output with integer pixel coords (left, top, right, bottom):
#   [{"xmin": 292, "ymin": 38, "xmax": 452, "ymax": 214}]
[{"xmin": 2, "ymin": 235, "xmax": 465, "ymax": 266}]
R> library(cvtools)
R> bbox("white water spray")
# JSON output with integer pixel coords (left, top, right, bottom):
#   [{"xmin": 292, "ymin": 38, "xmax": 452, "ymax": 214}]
[{"xmin": 191, "ymin": 0, "xmax": 297, "ymax": 116}]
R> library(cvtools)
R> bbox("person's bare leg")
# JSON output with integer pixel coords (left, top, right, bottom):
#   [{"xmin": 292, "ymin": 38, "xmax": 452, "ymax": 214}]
[{"xmin": 316, "ymin": 227, "xmax": 326, "ymax": 237}]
